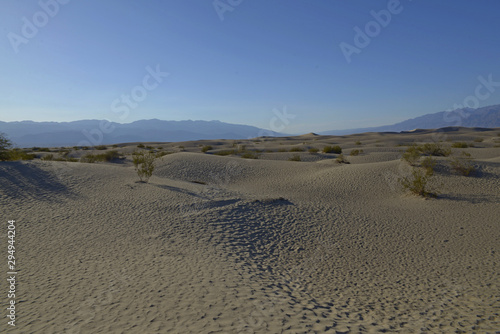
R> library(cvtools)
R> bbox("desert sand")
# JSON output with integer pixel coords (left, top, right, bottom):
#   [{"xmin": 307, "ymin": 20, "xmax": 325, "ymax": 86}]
[{"xmin": 1, "ymin": 127, "xmax": 499, "ymax": 333}]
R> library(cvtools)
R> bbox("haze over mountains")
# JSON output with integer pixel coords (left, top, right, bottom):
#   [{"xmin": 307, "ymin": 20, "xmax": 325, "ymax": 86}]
[{"xmin": 1, "ymin": 105, "xmax": 499, "ymax": 147}]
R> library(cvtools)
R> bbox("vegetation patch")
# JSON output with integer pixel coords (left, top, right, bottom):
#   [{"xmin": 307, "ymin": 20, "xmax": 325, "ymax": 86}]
[{"xmin": 323, "ymin": 145, "xmax": 342, "ymax": 154}]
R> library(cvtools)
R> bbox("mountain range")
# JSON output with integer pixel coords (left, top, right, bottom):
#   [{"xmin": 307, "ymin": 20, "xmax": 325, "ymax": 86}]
[
  {"xmin": 319, "ymin": 104, "xmax": 500, "ymax": 135},
  {"xmin": 1, "ymin": 105, "xmax": 499, "ymax": 147}
]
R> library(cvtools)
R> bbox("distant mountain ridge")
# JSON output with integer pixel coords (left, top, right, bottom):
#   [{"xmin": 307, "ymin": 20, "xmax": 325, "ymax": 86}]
[
  {"xmin": 319, "ymin": 105, "xmax": 500, "ymax": 135},
  {"xmin": 0, "ymin": 119, "xmax": 285, "ymax": 148}
]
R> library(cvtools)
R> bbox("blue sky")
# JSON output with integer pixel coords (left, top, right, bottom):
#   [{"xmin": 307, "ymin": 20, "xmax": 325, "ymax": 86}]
[{"xmin": 1, "ymin": 0, "xmax": 500, "ymax": 133}]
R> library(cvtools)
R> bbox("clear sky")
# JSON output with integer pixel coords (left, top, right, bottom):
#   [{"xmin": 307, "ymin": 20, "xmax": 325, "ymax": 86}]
[{"xmin": 1, "ymin": 0, "xmax": 500, "ymax": 133}]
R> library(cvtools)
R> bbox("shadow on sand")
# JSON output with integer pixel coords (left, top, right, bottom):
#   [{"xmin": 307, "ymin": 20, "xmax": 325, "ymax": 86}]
[{"xmin": 0, "ymin": 161, "xmax": 76, "ymax": 202}]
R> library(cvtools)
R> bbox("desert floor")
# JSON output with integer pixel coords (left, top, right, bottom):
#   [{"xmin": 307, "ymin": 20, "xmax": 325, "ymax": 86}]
[{"xmin": 1, "ymin": 127, "xmax": 499, "ymax": 333}]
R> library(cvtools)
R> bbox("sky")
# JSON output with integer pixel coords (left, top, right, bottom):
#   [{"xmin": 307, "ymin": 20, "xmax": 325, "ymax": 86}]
[{"xmin": 1, "ymin": 0, "xmax": 500, "ymax": 134}]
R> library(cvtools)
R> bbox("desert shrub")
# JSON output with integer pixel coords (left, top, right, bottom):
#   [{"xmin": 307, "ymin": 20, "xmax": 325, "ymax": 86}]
[
  {"xmin": 288, "ymin": 154, "xmax": 301, "ymax": 161},
  {"xmin": 350, "ymin": 149, "xmax": 363, "ymax": 156},
  {"xmin": 308, "ymin": 148, "xmax": 319, "ymax": 153},
  {"xmin": 137, "ymin": 144, "xmax": 145, "ymax": 148},
  {"xmin": 213, "ymin": 150, "xmax": 237, "ymax": 156},
  {"xmin": 0, "ymin": 149, "xmax": 36, "ymax": 161},
  {"xmin": 42, "ymin": 154, "xmax": 54, "ymax": 161},
  {"xmin": 145, "ymin": 146, "xmax": 154, "ymax": 150},
  {"xmin": 94, "ymin": 145, "xmax": 107, "ymax": 150},
  {"xmin": 418, "ymin": 142, "xmax": 450, "ymax": 156},
  {"xmin": 156, "ymin": 151, "xmax": 173, "ymax": 158},
  {"xmin": 449, "ymin": 151, "xmax": 476, "ymax": 176},
  {"xmin": 80, "ymin": 150, "xmax": 120, "ymax": 163},
  {"xmin": 241, "ymin": 152, "xmax": 258, "ymax": 159},
  {"xmin": 0, "ymin": 133, "xmax": 12, "ymax": 151},
  {"xmin": 421, "ymin": 156, "xmax": 436, "ymax": 176},
  {"xmin": 80, "ymin": 153, "xmax": 99, "ymax": 163},
  {"xmin": 401, "ymin": 145, "xmax": 421, "ymax": 166},
  {"xmin": 451, "ymin": 142, "xmax": 468, "ymax": 148},
  {"xmin": 323, "ymin": 145, "xmax": 342, "ymax": 154},
  {"xmin": 355, "ymin": 141, "xmax": 362, "ymax": 145},
  {"xmin": 201, "ymin": 145, "xmax": 213, "ymax": 153},
  {"xmin": 278, "ymin": 148, "xmax": 287, "ymax": 152},
  {"xmin": 132, "ymin": 151, "xmax": 156, "ymax": 182},
  {"xmin": 473, "ymin": 138, "xmax": 484, "ymax": 143},
  {"xmin": 39, "ymin": 147, "xmax": 51, "ymax": 152},
  {"xmin": 336, "ymin": 154, "xmax": 349, "ymax": 164},
  {"xmin": 290, "ymin": 147, "xmax": 304, "ymax": 152},
  {"xmin": 157, "ymin": 146, "xmax": 163, "ymax": 150},
  {"xmin": 112, "ymin": 144, "xmax": 118, "ymax": 148},
  {"xmin": 399, "ymin": 167, "xmax": 438, "ymax": 198}
]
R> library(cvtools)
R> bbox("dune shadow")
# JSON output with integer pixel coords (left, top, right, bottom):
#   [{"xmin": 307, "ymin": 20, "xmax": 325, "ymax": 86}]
[
  {"xmin": 439, "ymin": 193, "xmax": 500, "ymax": 204},
  {"xmin": 0, "ymin": 161, "xmax": 76, "ymax": 202}
]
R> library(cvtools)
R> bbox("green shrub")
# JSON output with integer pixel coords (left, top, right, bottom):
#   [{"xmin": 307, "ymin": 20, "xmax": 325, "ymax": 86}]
[
  {"xmin": 112, "ymin": 144, "xmax": 118, "ymax": 148},
  {"xmin": 418, "ymin": 142, "xmax": 450, "ymax": 156},
  {"xmin": 451, "ymin": 142, "xmax": 468, "ymax": 148},
  {"xmin": 449, "ymin": 151, "xmax": 476, "ymax": 176},
  {"xmin": 288, "ymin": 154, "xmax": 301, "ymax": 161},
  {"xmin": 0, "ymin": 149, "xmax": 36, "ymax": 161},
  {"xmin": 132, "ymin": 151, "xmax": 156, "ymax": 182},
  {"xmin": 94, "ymin": 145, "xmax": 107, "ymax": 150},
  {"xmin": 241, "ymin": 152, "xmax": 258, "ymax": 159},
  {"xmin": 290, "ymin": 147, "xmax": 304, "ymax": 152},
  {"xmin": 80, "ymin": 150, "xmax": 120, "ymax": 163},
  {"xmin": 355, "ymin": 141, "xmax": 362, "ymax": 145},
  {"xmin": 350, "ymin": 149, "xmax": 363, "ymax": 156},
  {"xmin": 156, "ymin": 151, "xmax": 174, "ymax": 158},
  {"xmin": 308, "ymin": 148, "xmax": 319, "ymax": 153},
  {"xmin": 201, "ymin": 145, "xmax": 213, "ymax": 153},
  {"xmin": 421, "ymin": 156, "xmax": 436, "ymax": 176},
  {"xmin": 137, "ymin": 144, "xmax": 145, "ymax": 148},
  {"xmin": 145, "ymin": 146, "xmax": 154, "ymax": 150},
  {"xmin": 0, "ymin": 133, "xmax": 13, "ymax": 152},
  {"xmin": 214, "ymin": 150, "xmax": 237, "ymax": 156},
  {"xmin": 399, "ymin": 168, "xmax": 438, "ymax": 197},
  {"xmin": 401, "ymin": 145, "xmax": 421, "ymax": 166},
  {"xmin": 323, "ymin": 145, "xmax": 342, "ymax": 154},
  {"xmin": 42, "ymin": 154, "xmax": 54, "ymax": 161},
  {"xmin": 336, "ymin": 154, "xmax": 349, "ymax": 164},
  {"xmin": 473, "ymin": 138, "xmax": 484, "ymax": 143}
]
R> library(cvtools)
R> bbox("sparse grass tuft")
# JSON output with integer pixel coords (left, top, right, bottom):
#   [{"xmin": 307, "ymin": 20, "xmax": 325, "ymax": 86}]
[
  {"xmin": 355, "ymin": 141, "xmax": 362, "ymax": 145},
  {"xmin": 137, "ymin": 144, "xmax": 145, "ymax": 148},
  {"xmin": 289, "ymin": 147, "xmax": 304, "ymax": 152},
  {"xmin": 213, "ymin": 150, "xmax": 237, "ymax": 156},
  {"xmin": 288, "ymin": 154, "xmax": 301, "ymax": 161},
  {"xmin": 473, "ymin": 138, "xmax": 483, "ymax": 143},
  {"xmin": 308, "ymin": 148, "xmax": 319, "ymax": 153},
  {"xmin": 94, "ymin": 145, "xmax": 107, "ymax": 150}
]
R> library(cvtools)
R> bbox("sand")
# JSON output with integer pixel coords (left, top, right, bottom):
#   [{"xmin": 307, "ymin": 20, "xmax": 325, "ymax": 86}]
[{"xmin": 1, "ymin": 127, "xmax": 499, "ymax": 333}]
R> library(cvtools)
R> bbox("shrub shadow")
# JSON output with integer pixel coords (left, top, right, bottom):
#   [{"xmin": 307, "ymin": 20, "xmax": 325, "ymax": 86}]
[{"xmin": 0, "ymin": 161, "xmax": 76, "ymax": 202}]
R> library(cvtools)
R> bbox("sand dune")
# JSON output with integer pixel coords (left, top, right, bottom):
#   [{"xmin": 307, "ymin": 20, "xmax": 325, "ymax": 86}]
[{"xmin": 1, "ymin": 127, "xmax": 499, "ymax": 333}]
